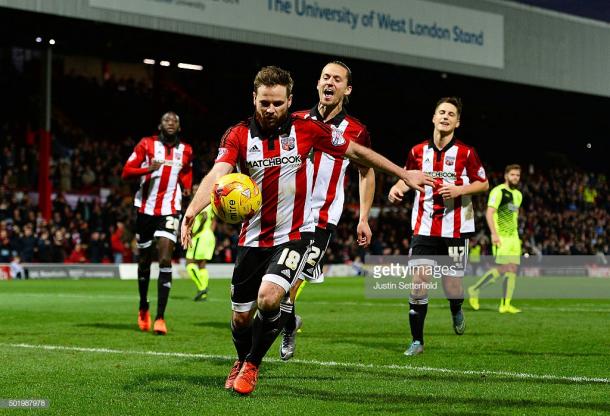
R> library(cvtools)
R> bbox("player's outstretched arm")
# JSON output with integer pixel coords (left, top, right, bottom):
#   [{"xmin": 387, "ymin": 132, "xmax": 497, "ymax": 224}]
[
  {"xmin": 121, "ymin": 159, "xmax": 163, "ymax": 180},
  {"xmin": 357, "ymin": 166, "xmax": 375, "ymax": 247},
  {"xmin": 181, "ymin": 162, "xmax": 233, "ymax": 248},
  {"xmin": 344, "ymin": 141, "xmax": 434, "ymax": 192},
  {"xmin": 121, "ymin": 139, "xmax": 165, "ymax": 180},
  {"xmin": 438, "ymin": 180, "xmax": 489, "ymax": 200}
]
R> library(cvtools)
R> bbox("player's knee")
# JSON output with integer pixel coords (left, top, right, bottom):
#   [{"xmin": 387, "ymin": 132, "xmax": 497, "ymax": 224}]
[
  {"xmin": 232, "ymin": 311, "xmax": 252, "ymax": 329},
  {"xmin": 158, "ymin": 256, "xmax": 172, "ymax": 269},
  {"xmin": 137, "ymin": 260, "xmax": 151, "ymax": 278},
  {"xmin": 257, "ymin": 287, "xmax": 283, "ymax": 311},
  {"xmin": 411, "ymin": 284, "xmax": 429, "ymax": 299}
]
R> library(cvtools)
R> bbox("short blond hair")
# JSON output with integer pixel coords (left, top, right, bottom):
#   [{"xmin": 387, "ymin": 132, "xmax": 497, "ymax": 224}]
[{"xmin": 505, "ymin": 164, "xmax": 521, "ymax": 174}]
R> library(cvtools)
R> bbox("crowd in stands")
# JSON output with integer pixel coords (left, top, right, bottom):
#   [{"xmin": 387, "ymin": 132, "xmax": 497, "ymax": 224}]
[
  {"xmin": 1, "ymin": 72, "xmax": 607, "ymax": 266},
  {"xmin": 330, "ymin": 168, "xmax": 609, "ymax": 262}
]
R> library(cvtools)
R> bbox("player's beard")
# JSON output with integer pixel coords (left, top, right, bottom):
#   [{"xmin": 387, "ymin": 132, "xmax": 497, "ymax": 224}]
[
  {"xmin": 256, "ymin": 113, "xmax": 283, "ymax": 135},
  {"xmin": 507, "ymin": 177, "xmax": 519, "ymax": 189},
  {"xmin": 159, "ymin": 129, "xmax": 178, "ymax": 146}
]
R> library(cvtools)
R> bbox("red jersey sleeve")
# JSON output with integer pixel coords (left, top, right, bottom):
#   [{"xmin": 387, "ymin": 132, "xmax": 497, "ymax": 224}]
[
  {"xmin": 465, "ymin": 147, "xmax": 487, "ymax": 182},
  {"xmin": 405, "ymin": 147, "xmax": 419, "ymax": 170},
  {"xmin": 179, "ymin": 144, "xmax": 193, "ymax": 191},
  {"xmin": 121, "ymin": 138, "xmax": 150, "ymax": 179},
  {"xmin": 353, "ymin": 127, "xmax": 371, "ymax": 148},
  {"xmin": 215, "ymin": 126, "xmax": 240, "ymax": 166},
  {"xmin": 307, "ymin": 120, "xmax": 349, "ymax": 157}
]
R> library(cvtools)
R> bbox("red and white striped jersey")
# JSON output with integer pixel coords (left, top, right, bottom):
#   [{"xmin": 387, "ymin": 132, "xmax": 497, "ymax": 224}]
[
  {"xmin": 215, "ymin": 115, "xmax": 349, "ymax": 247},
  {"xmin": 122, "ymin": 136, "xmax": 193, "ymax": 216},
  {"xmin": 406, "ymin": 138, "xmax": 486, "ymax": 238},
  {"xmin": 293, "ymin": 107, "xmax": 371, "ymax": 229}
]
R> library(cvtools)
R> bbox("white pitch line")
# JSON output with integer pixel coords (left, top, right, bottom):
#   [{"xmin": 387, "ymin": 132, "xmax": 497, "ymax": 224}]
[
  {"xmin": 2, "ymin": 343, "xmax": 608, "ymax": 384},
  {"xmin": 0, "ymin": 293, "xmax": 135, "ymax": 300}
]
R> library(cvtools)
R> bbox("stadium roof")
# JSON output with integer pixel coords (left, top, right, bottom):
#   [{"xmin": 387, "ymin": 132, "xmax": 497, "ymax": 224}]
[{"xmin": 512, "ymin": 0, "xmax": 610, "ymax": 24}]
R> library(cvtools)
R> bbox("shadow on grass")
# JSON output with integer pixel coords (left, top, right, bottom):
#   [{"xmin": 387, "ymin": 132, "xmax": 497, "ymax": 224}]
[
  {"xmin": 331, "ymin": 338, "xmax": 400, "ymax": 354},
  {"xmin": 193, "ymin": 321, "xmax": 230, "ymax": 330},
  {"xmin": 496, "ymin": 349, "xmax": 609, "ymax": 358},
  {"xmin": 302, "ymin": 331, "xmax": 503, "ymax": 348},
  {"xmin": 75, "ymin": 322, "xmax": 138, "ymax": 331},
  {"xmin": 129, "ymin": 366, "xmax": 609, "ymax": 412},
  {"xmin": 264, "ymin": 384, "xmax": 610, "ymax": 413},
  {"xmin": 125, "ymin": 373, "xmax": 222, "ymax": 393}
]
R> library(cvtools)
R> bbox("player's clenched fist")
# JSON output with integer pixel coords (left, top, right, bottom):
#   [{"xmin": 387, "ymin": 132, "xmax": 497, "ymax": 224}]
[{"xmin": 388, "ymin": 183, "xmax": 406, "ymax": 204}]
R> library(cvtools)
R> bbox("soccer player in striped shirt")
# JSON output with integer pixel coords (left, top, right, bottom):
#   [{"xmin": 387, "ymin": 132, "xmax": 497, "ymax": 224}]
[
  {"xmin": 122, "ymin": 112, "xmax": 193, "ymax": 335},
  {"xmin": 279, "ymin": 61, "xmax": 375, "ymax": 360},
  {"xmin": 389, "ymin": 97, "xmax": 489, "ymax": 356},
  {"xmin": 181, "ymin": 66, "xmax": 433, "ymax": 395},
  {"xmin": 468, "ymin": 164, "xmax": 523, "ymax": 313}
]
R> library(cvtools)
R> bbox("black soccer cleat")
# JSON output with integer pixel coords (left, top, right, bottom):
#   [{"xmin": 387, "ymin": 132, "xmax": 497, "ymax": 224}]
[
  {"xmin": 194, "ymin": 289, "xmax": 208, "ymax": 302},
  {"xmin": 452, "ymin": 310, "xmax": 466, "ymax": 335},
  {"xmin": 280, "ymin": 315, "xmax": 303, "ymax": 361}
]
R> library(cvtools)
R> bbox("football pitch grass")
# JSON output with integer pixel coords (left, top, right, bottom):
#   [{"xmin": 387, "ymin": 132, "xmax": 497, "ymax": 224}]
[{"xmin": 1, "ymin": 277, "xmax": 609, "ymax": 415}]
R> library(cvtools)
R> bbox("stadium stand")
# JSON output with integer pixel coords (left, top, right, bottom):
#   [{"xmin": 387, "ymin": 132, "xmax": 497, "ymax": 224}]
[{"xmin": 0, "ymin": 70, "xmax": 607, "ymax": 265}]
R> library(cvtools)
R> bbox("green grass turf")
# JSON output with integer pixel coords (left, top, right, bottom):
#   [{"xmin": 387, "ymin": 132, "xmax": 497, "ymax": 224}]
[{"xmin": 0, "ymin": 277, "xmax": 609, "ymax": 415}]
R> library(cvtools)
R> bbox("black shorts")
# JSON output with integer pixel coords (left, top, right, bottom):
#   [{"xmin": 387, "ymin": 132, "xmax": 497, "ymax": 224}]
[
  {"xmin": 231, "ymin": 234, "xmax": 313, "ymax": 312},
  {"xmin": 299, "ymin": 225, "xmax": 335, "ymax": 282},
  {"xmin": 135, "ymin": 213, "xmax": 180, "ymax": 248},
  {"xmin": 409, "ymin": 235, "xmax": 470, "ymax": 276}
]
